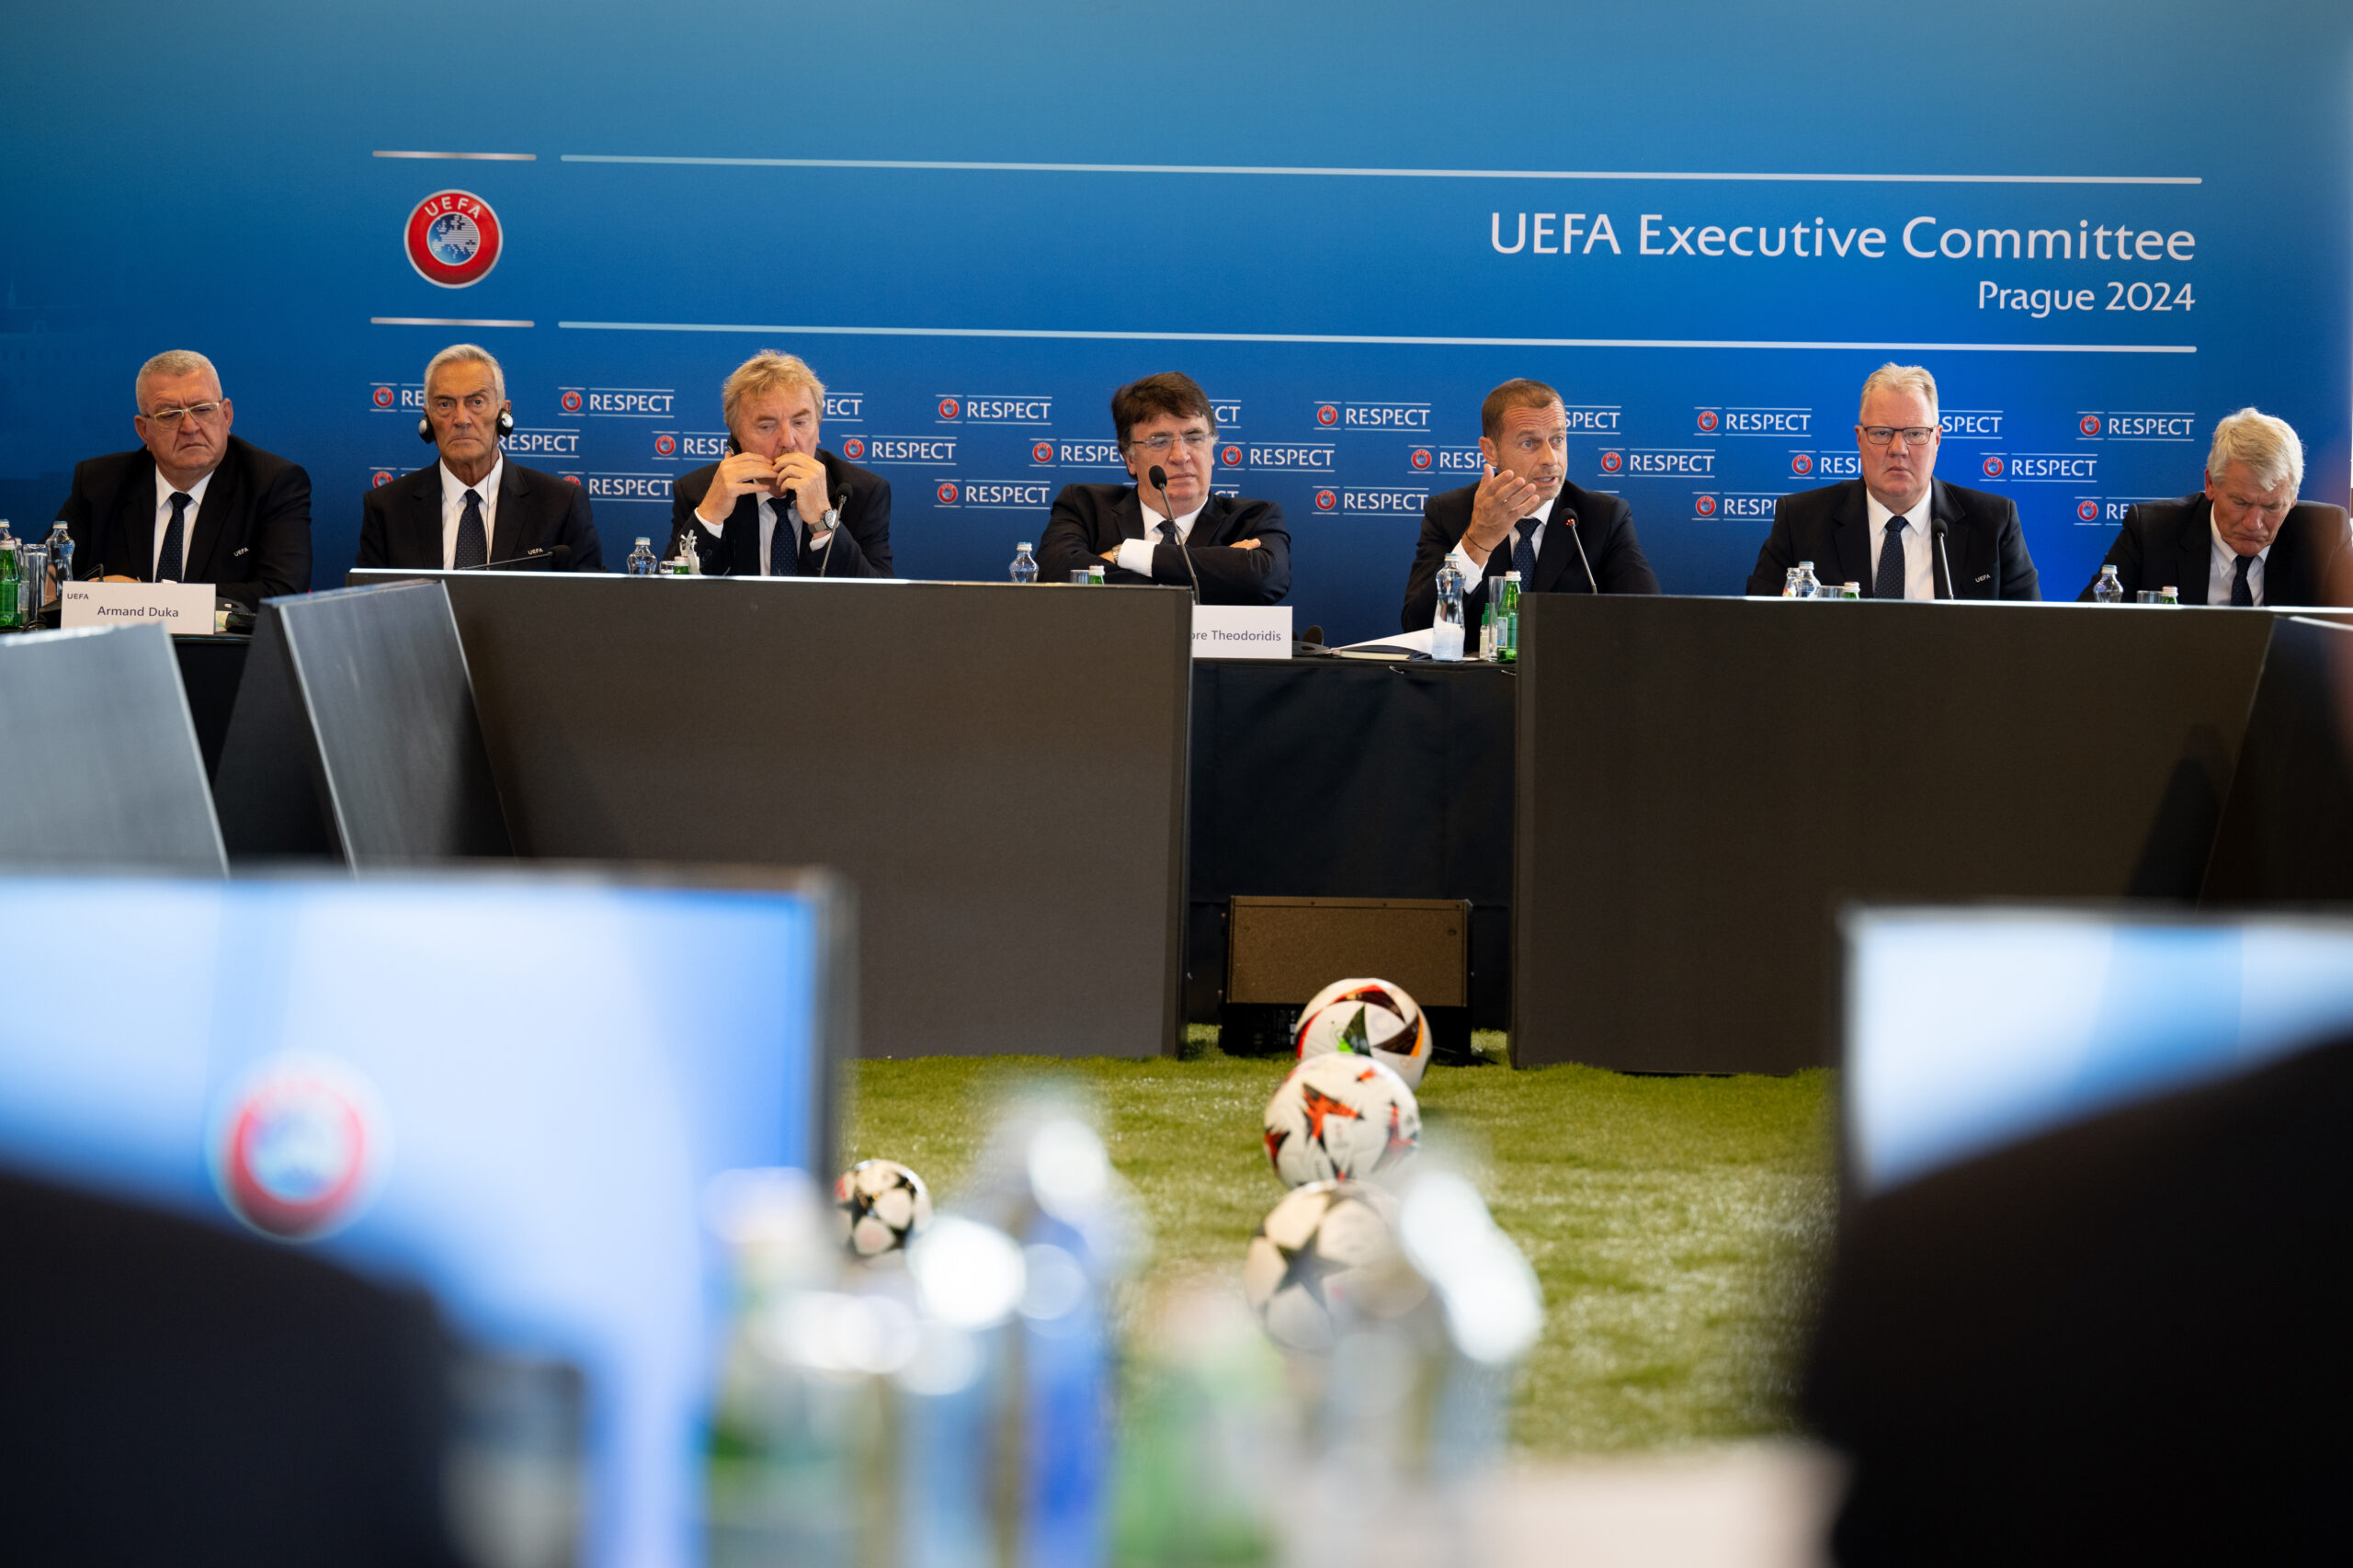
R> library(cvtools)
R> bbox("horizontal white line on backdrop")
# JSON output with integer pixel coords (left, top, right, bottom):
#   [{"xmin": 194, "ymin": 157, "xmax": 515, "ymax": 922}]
[{"xmin": 556, "ymin": 155, "xmax": 2198, "ymax": 184}]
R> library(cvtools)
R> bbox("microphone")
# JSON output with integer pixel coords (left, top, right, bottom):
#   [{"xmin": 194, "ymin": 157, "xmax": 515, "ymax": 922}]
[
  {"xmin": 1561, "ymin": 506, "xmax": 1599, "ymax": 594},
  {"xmin": 1930, "ymin": 515, "xmax": 1953, "ymax": 600},
  {"xmin": 1148, "ymin": 463, "xmax": 1202, "ymax": 605},
  {"xmin": 459, "ymin": 544, "xmax": 572, "ymax": 572}
]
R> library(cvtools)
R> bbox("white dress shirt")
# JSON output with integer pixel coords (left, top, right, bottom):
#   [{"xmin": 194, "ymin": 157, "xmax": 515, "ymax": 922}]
[
  {"xmin": 1864, "ymin": 491, "xmax": 1937, "ymax": 599},
  {"xmin": 151, "ymin": 468, "xmax": 214, "ymax": 578},
  {"xmin": 1447, "ymin": 494, "xmax": 1557, "ymax": 581},
  {"xmin": 438, "ymin": 457, "xmax": 504, "ymax": 570},
  {"xmin": 1116, "ymin": 495, "xmax": 1206, "ymax": 579},
  {"xmin": 2208, "ymin": 517, "xmax": 2270, "ymax": 607}
]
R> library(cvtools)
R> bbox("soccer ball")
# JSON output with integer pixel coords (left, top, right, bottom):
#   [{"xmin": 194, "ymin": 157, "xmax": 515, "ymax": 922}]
[
  {"xmin": 1295, "ymin": 977, "xmax": 1433, "ymax": 1090},
  {"xmin": 1262, "ymin": 1053, "xmax": 1420, "ymax": 1188},
  {"xmin": 833, "ymin": 1159, "xmax": 932, "ymax": 1257},
  {"xmin": 1242, "ymin": 1180, "xmax": 1400, "ymax": 1353}
]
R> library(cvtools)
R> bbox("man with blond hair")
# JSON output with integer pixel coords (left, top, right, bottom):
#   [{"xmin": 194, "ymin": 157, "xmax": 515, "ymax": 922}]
[
  {"xmin": 1400, "ymin": 376, "xmax": 1658, "ymax": 631},
  {"xmin": 664, "ymin": 351, "xmax": 892, "ymax": 577},
  {"xmin": 2078, "ymin": 409, "xmax": 2350, "ymax": 606},
  {"xmin": 58, "ymin": 349, "xmax": 313, "ymax": 608},
  {"xmin": 1746, "ymin": 363, "xmax": 2039, "ymax": 599},
  {"xmin": 358, "ymin": 343, "xmax": 601, "ymax": 572}
]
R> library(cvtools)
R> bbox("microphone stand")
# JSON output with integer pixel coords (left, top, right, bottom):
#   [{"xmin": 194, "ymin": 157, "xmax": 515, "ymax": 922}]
[
  {"xmin": 1148, "ymin": 463, "xmax": 1203, "ymax": 605},
  {"xmin": 1930, "ymin": 515, "xmax": 1954, "ymax": 600}
]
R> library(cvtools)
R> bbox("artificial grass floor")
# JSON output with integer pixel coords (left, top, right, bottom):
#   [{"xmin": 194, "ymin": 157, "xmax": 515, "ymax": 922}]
[{"xmin": 842, "ymin": 1033, "xmax": 1836, "ymax": 1455}]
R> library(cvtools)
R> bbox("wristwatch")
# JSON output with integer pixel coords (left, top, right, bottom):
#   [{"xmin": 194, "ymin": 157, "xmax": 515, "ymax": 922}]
[{"xmin": 815, "ymin": 507, "xmax": 840, "ymax": 534}]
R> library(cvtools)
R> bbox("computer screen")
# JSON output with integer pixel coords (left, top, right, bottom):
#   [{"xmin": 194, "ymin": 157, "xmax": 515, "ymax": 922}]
[
  {"xmin": 1844, "ymin": 908, "xmax": 2353, "ymax": 1196},
  {"xmin": 0, "ymin": 869, "xmax": 844, "ymax": 1568}
]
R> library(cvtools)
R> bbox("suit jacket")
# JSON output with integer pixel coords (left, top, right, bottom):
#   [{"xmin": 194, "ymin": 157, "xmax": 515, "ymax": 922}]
[
  {"xmin": 1745, "ymin": 477, "xmax": 2040, "ymax": 600},
  {"xmin": 2076, "ymin": 493, "xmax": 2353, "ymax": 606},
  {"xmin": 1037, "ymin": 484, "xmax": 1290, "ymax": 605},
  {"xmin": 1398, "ymin": 479, "xmax": 1659, "ymax": 631},
  {"xmin": 357, "ymin": 457, "xmax": 604, "ymax": 573},
  {"xmin": 661, "ymin": 449, "xmax": 892, "ymax": 577},
  {"xmin": 57, "ymin": 436, "xmax": 313, "ymax": 609}
]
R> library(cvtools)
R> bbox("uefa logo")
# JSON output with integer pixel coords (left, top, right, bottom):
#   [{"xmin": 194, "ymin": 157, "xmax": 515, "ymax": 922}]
[
  {"xmin": 1409, "ymin": 449, "xmax": 1433, "ymax": 471},
  {"xmin": 1694, "ymin": 494, "xmax": 1719, "ymax": 517},
  {"xmin": 1599, "ymin": 450, "xmax": 1624, "ymax": 475},
  {"xmin": 2079, "ymin": 415, "xmax": 2102, "ymax": 437},
  {"xmin": 371, "ymin": 386, "xmax": 395, "ymax": 409},
  {"xmin": 1790, "ymin": 453, "xmax": 1814, "ymax": 476},
  {"xmin": 1696, "ymin": 410, "xmax": 1720, "ymax": 434},
  {"xmin": 2078, "ymin": 499, "xmax": 2101, "ymax": 521},
  {"xmin": 937, "ymin": 482, "xmax": 959, "ymax": 505},
  {"xmin": 654, "ymin": 435, "xmax": 677, "ymax": 458},
  {"xmin": 1314, "ymin": 405, "xmax": 1339, "ymax": 427},
  {"xmin": 370, "ymin": 470, "xmax": 395, "ymax": 488},
  {"xmin": 843, "ymin": 437, "xmax": 866, "ymax": 460},
  {"xmin": 1032, "ymin": 440, "xmax": 1054, "ymax": 464},
  {"xmin": 1221, "ymin": 444, "xmax": 1244, "ymax": 467},
  {"xmin": 404, "ymin": 190, "xmax": 503, "ymax": 289},
  {"xmin": 560, "ymin": 390, "xmax": 584, "ymax": 414},
  {"xmin": 1982, "ymin": 455, "xmax": 2006, "ymax": 478},
  {"xmin": 563, "ymin": 474, "xmax": 582, "ymax": 484},
  {"xmin": 938, "ymin": 398, "xmax": 961, "ymax": 420},
  {"xmin": 1313, "ymin": 489, "xmax": 1338, "ymax": 511},
  {"xmin": 210, "ymin": 1054, "xmax": 390, "ymax": 1243}
]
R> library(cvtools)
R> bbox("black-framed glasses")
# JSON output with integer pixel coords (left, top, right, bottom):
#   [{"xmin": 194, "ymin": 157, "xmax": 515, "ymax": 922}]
[
  {"xmin": 144, "ymin": 402, "xmax": 226, "ymax": 427},
  {"xmin": 1859, "ymin": 425, "xmax": 1938, "ymax": 447},
  {"xmin": 1129, "ymin": 432, "xmax": 1212, "ymax": 455}
]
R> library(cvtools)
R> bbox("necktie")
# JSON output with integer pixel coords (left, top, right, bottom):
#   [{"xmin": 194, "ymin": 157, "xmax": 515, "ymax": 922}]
[
  {"xmin": 2231, "ymin": 552, "xmax": 2256, "ymax": 607},
  {"xmin": 1874, "ymin": 517, "xmax": 1907, "ymax": 599},
  {"xmin": 768, "ymin": 499, "xmax": 799, "ymax": 576},
  {"xmin": 157, "ymin": 492, "xmax": 189, "ymax": 582},
  {"xmin": 1157, "ymin": 518, "xmax": 1179, "ymax": 547},
  {"xmin": 453, "ymin": 488, "xmax": 488, "ymax": 569},
  {"xmin": 1511, "ymin": 523, "xmax": 1539, "ymax": 584}
]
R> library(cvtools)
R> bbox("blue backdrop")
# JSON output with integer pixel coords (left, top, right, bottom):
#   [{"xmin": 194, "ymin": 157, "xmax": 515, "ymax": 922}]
[{"xmin": 4, "ymin": 0, "xmax": 2348, "ymax": 643}]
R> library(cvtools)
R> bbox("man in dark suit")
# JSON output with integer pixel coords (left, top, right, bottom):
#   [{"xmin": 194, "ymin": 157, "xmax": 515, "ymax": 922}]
[
  {"xmin": 2077, "ymin": 407, "xmax": 2350, "ymax": 606},
  {"xmin": 661, "ymin": 350, "xmax": 891, "ymax": 577},
  {"xmin": 1038, "ymin": 372, "xmax": 1289, "ymax": 605},
  {"xmin": 1746, "ymin": 363, "xmax": 2039, "ymax": 599},
  {"xmin": 58, "ymin": 348, "xmax": 312, "ymax": 608},
  {"xmin": 358, "ymin": 343, "xmax": 603, "ymax": 573},
  {"xmin": 1400, "ymin": 378, "xmax": 1659, "ymax": 631}
]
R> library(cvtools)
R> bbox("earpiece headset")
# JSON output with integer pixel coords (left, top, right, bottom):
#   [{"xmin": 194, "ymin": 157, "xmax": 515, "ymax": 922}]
[{"xmin": 419, "ymin": 407, "xmax": 516, "ymax": 442}]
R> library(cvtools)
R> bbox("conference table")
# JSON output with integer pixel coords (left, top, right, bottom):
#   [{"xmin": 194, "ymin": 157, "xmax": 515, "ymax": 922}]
[{"xmin": 153, "ymin": 584, "xmax": 2353, "ymax": 1072}]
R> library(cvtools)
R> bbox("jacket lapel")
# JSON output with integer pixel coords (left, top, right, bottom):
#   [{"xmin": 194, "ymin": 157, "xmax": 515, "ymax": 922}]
[
  {"xmin": 1927, "ymin": 481, "xmax": 1960, "ymax": 597},
  {"xmin": 729, "ymin": 491, "xmax": 766, "ymax": 575},
  {"xmin": 491, "ymin": 460, "xmax": 529, "ymax": 564},
  {"xmin": 184, "ymin": 440, "xmax": 239, "ymax": 580},
  {"xmin": 1534, "ymin": 506, "xmax": 1582, "ymax": 592},
  {"xmin": 410, "ymin": 467, "xmax": 446, "ymax": 568},
  {"xmin": 1835, "ymin": 482, "xmax": 1873, "ymax": 593},
  {"xmin": 1120, "ymin": 487, "xmax": 1149, "ymax": 545},
  {"xmin": 2176, "ymin": 498, "xmax": 2215, "ymax": 605},
  {"xmin": 119, "ymin": 456, "xmax": 161, "ymax": 582}
]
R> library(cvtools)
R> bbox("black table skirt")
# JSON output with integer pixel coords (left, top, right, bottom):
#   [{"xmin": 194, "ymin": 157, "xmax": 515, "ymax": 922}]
[{"xmin": 1185, "ymin": 657, "xmax": 1515, "ymax": 1026}]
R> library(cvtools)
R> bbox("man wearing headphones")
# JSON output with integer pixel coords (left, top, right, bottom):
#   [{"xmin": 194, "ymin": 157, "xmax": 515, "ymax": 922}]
[{"xmin": 357, "ymin": 343, "xmax": 603, "ymax": 572}]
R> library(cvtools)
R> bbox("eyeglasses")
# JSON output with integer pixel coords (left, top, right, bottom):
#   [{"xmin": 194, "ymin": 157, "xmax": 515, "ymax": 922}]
[
  {"xmin": 1859, "ymin": 425, "xmax": 1938, "ymax": 447},
  {"xmin": 1130, "ymin": 432, "xmax": 1212, "ymax": 455},
  {"xmin": 144, "ymin": 402, "xmax": 225, "ymax": 427}
]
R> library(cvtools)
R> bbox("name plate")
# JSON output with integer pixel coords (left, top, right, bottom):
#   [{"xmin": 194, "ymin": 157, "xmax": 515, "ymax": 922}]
[
  {"xmin": 1191, "ymin": 604, "xmax": 1292, "ymax": 660},
  {"xmin": 62, "ymin": 581, "xmax": 215, "ymax": 634}
]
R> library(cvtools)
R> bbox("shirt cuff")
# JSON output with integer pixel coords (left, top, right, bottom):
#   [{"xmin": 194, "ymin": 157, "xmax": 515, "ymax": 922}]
[
  {"xmin": 1115, "ymin": 538, "xmax": 1158, "ymax": 578},
  {"xmin": 695, "ymin": 510, "xmax": 727, "ymax": 538}
]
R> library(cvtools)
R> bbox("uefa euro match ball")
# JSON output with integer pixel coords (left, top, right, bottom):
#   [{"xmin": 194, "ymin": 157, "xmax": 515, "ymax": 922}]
[
  {"xmin": 1295, "ymin": 977, "xmax": 1433, "ymax": 1090},
  {"xmin": 1262, "ymin": 1052, "xmax": 1421, "ymax": 1188},
  {"xmin": 1242, "ymin": 1180, "xmax": 1401, "ymax": 1353},
  {"xmin": 833, "ymin": 1159, "xmax": 933, "ymax": 1257}
]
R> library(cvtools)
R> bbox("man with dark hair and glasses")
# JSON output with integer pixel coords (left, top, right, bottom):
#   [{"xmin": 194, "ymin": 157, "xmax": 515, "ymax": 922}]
[
  {"xmin": 57, "ymin": 349, "xmax": 313, "ymax": 608},
  {"xmin": 1037, "ymin": 371, "xmax": 1290, "ymax": 605},
  {"xmin": 1745, "ymin": 362, "xmax": 2039, "ymax": 599}
]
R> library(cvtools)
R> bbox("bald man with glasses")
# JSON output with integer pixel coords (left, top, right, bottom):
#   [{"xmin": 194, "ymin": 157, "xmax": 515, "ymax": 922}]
[
  {"xmin": 1745, "ymin": 362, "xmax": 2039, "ymax": 600},
  {"xmin": 1037, "ymin": 371, "xmax": 1290, "ymax": 605},
  {"xmin": 56, "ymin": 349, "xmax": 313, "ymax": 609}
]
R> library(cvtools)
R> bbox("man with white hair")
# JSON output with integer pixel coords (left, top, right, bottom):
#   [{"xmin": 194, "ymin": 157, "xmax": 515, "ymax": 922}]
[
  {"xmin": 1746, "ymin": 362, "xmax": 2039, "ymax": 599},
  {"xmin": 358, "ymin": 343, "xmax": 602, "ymax": 572},
  {"xmin": 2077, "ymin": 409, "xmax": 2350, "ymax": 606},
  {"xmin": 56, "ymin": 349, "xmax": 313, "ymax": 608}
]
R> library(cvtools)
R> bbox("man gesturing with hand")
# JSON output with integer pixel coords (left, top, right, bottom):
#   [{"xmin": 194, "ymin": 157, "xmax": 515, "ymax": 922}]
[
  {"xmin": 1401, "ymin": 378, "xmax": 1658, "ymax": 631},
  {"xmin": 665, "ymin": 350, "xmax": 892, "ymax": 578}
]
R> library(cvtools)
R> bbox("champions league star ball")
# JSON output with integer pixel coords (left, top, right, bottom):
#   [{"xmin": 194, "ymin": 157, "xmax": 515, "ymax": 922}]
[
  {"xmin": 1295, "ymin": 977, "xmax": 1433, "ymax": 1090},
  {"xmin": 1262, "ymin": 1053, "xmax": 1420, "ymax": 1188},
  {"xmin": 833, "ymin": 1159, "xmax": 933, "ymax": 1257},
  {"xmin": 1243, "ymin": 1180, "xmax": 1401, "ymax": 1353}
]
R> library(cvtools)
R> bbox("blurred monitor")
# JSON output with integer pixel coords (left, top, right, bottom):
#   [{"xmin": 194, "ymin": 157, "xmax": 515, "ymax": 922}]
[
  {"xmin": 0, "ymin": 868, "xmax": 847, "ymax": 1568},
  {"xmin": 1844, "ymin": 908, "xmax": 2353, "ymax": 1195}
]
